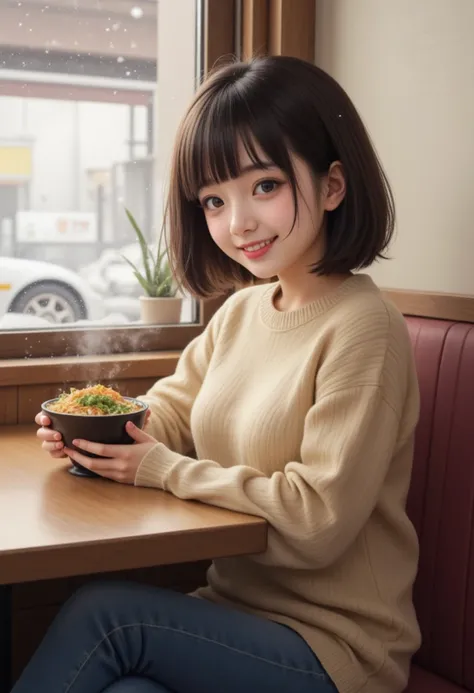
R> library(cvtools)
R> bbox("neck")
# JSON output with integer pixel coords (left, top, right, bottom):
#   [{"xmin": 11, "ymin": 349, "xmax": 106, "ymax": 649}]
[{"xmin": 274, "ymin": 271, "xmax": 353, "ymax": 312}]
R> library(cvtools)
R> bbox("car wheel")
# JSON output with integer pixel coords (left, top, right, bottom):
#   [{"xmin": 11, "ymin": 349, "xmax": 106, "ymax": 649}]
[{"xmin": 9, "ymin": 281, "xmax": 87, "ymax": 324}]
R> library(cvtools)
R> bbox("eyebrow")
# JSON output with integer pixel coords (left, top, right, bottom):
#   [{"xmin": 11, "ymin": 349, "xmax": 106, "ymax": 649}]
[
  {"xmin": 199, "ymin": 161, "xmax": 277, "ymax": 192},
  {"xmin": 240, "ymin": 161, "xmax": 276, "ymax": 174}
]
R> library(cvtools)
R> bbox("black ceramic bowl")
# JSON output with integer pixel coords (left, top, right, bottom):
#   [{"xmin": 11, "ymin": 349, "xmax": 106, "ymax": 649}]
[{"xmin": 41, "ymin": 397, "xmax": 149, "ymax": 478}]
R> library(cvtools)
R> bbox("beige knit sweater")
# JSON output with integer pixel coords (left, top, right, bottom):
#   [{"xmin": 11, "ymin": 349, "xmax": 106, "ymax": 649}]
[{"xmin": 136, "ymin": 274, "xmax": 421, "ymax": 693}]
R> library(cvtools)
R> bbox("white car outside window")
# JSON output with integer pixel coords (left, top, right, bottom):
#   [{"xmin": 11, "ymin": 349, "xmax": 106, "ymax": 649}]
[{"xmin": 0, "ymin": 257, "xmax": 105, "ymax": 327}]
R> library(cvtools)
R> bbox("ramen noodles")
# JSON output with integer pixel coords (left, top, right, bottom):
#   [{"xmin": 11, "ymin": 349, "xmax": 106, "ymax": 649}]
[{"xmin": 48, "ymin": 385, "xmax": 142, "ymax": 416}]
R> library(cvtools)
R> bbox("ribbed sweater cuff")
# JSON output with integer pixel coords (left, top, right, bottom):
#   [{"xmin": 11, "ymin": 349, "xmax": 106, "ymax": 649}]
[{"xmin": 134, "ymin": 442, "xmax": 183, "ymax": 490}]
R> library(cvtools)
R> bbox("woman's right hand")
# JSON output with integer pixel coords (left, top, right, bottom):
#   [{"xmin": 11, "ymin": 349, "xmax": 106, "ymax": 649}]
[
  {"xmin": 35, "ymin": 412, "xmax": 68, "ymax": 458},
  {"xmin": 35, "ymin": 409, "xmax": 152, "ymax": 459}
]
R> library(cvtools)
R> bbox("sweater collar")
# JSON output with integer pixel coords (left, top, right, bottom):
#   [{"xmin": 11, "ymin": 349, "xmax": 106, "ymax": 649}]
[{"xmin": 259, "ymin": 274, "xmax": 378, "ymax": 331}]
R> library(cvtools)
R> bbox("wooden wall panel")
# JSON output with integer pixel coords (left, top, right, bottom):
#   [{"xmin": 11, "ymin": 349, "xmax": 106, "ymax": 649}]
[
  {"xmin": 12, "ymin": 605, "xmax": 59, "ymax": 681},
  {"xmin": 242, "ymin": 0, "xmax": 269, "ymax": 59},
  {"xmin": 204, "ymin": 0, "xmax": 235, "ymax": 73},
  {"xmin": 12, "ymin": 562, "xmax": 210, "ymax": 611},
  {"xmin": 0, "ymin": 386, "xmax": 18, "ymax": 425},
  {"xmin": 241, "ymin": 0, "xmax": 316, "ymax": 62},
  {"xmin": 268, "ymin": 0, "xmax": 316, "ymax": 61},
  {"xmin": 16, "ymin": 377, "xmax": 160, "ymax": 424},
  {"xmin": 0, "ymin": 377, "xmax": 162, "ymax": 425},
  {"xmin": 12, "ymin": 561, "xmax": 209, "ymax": 681},
  {"xmin": 110, "ymin": 377, "xmax": 158, "ymax": 398},
  {"xmin": 0, "ymin": 352, "xmax": 180, "ymax": 388},
  {"xmin": 18, "ymin": 383, "xmax": 78, "ymax": 424},
  {"xmin": 386, "ymin": 290, "xmax": 474, "ymax": 324}
]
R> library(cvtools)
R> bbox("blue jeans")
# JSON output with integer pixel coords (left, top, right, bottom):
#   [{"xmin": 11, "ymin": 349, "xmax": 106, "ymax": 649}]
[{"xmin": 11, "ymin": 581, "xmax": 338, "ymax": 693}]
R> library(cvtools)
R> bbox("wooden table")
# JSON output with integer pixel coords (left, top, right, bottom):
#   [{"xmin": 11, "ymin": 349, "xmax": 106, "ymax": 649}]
[{"xmin": 0, "ymin": 426, "xmax": 267, "ymax": 691}]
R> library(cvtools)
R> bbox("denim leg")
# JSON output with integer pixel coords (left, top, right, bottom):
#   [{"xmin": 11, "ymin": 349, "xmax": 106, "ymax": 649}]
[
  {"xmin": 103, "ymin": 677, "xmax": 172, "ymax": 692},
  {"xmin": 11, "ymin": 581, "xmax": 337, "ymax": 693}
]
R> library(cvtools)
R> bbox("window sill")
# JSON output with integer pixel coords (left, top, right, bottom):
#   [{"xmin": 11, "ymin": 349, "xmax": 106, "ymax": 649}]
[{"xmin": 0, "ymin": 351, "xmax": 181, "ymax": 387}]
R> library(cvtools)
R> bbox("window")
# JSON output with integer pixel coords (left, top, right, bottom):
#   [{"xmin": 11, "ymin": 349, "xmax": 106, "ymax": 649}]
[{"xmin": 0, "ymin": 0, "xmax": 234, "ymax": 358}]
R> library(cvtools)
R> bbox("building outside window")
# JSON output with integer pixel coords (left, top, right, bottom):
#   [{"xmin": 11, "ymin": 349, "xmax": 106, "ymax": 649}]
[{"xmin": 0, "ymin": 0, "xmax": 199, "ymax": 336}]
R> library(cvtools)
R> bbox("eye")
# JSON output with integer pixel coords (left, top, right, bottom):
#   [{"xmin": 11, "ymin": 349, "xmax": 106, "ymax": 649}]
[
  {"xmin": 202, "ymin": 196, "xmax": 224, "ymax": 211},
  {"xmin": 254, "ymin": 179, "xmax": 280, "ymax": 195}
]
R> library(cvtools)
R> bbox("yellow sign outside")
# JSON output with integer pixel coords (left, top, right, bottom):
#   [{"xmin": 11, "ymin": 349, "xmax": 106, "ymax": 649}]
[{"xmin": 0, "ymin": 146, "xmax": 32, "ymax": 179}]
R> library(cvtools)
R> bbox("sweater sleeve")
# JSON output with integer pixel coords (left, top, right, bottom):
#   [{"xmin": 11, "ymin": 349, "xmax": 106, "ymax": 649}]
[
  {"xmin": 135, "ymin": 310, "xmax": 417, "ymax": 570},
  {"xmin": 137, "ymin": 304, "xmax": 225, "ymax": 455}
]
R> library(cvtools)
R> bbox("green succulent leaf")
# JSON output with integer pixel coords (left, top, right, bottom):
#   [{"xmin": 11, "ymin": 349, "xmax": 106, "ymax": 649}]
[
  {"xmin": 125, "ymin": 209, "xmax": 178, "ymax": 298},
  {"xmin": 125, "ymin": 208, "xmax": 154, "ymax": 285}
]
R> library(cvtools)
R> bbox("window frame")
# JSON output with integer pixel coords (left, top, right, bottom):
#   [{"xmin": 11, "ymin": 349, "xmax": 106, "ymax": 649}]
[
  {"xmin": 0, "ymin": 0, "xmax": 236, "ymax": 361},
  {"xmin": 0, "ymin": 295, "xmax": 228, "ymax": 360}
]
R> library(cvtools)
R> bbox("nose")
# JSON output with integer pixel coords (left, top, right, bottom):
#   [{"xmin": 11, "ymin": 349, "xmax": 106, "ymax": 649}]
[{"xmin": 229, "ymin": 204, "xmax": 258, "ymax": 238}]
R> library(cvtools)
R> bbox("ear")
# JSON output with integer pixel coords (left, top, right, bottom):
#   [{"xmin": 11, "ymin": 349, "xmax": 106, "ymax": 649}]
[{"xmin": 323, "ymin": 161, "xmax": 346, "ymax": 212}]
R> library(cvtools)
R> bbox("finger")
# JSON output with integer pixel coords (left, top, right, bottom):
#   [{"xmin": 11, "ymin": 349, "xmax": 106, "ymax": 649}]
[
  {"xmin": 37, "ymin": 427, "xmax": 62, "ymax": 442},
  {"xmin": 125, "ymin": 421, "xmax": 156, "ymax": 443},
  {"xmin": 40, "ymin": 440, "xmax": 67, "ymax": 458},
  {"xmin": 64, "ymin": 449, "xmax": 127, "ymax": 481},
  {"xmin": 50, "ymin": 449, "xmax": 68, "ymax": 459},
  {"xmin": 71, "ymin": 439, "xmax": 129, "ymax": 458},
  {"xmin": 35, "ymin": 413, "xmax": 51, "ymax": 426},
  {"xmin": 42, "ymin": 440, "xmax": 65, "ymax": 453}
]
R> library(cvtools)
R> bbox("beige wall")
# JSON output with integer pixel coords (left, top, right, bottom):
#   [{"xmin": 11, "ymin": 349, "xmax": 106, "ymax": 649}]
[{"xmin": 315, "ymin": 0, "xmax": 474, "ymax": 294}]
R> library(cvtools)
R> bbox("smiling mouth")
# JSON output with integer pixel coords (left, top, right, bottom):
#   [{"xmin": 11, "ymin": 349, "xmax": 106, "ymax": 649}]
[{"xmin": 240, "ymin": 237, "xmax": 277, "ymax": 252}]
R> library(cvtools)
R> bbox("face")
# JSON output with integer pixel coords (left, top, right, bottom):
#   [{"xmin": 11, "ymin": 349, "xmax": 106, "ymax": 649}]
[{"xmin": 198, "ymin": 142, "xmax": 345, "ymax": 283}]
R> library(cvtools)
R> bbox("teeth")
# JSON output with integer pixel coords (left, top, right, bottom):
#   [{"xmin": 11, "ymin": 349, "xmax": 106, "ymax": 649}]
[{"xmin": 245, "ymin": 239, "xmax": 273, "ymax": 252}]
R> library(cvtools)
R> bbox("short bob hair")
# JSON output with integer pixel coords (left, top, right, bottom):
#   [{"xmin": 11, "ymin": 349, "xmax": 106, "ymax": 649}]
[{"xmin": 168, "ymin": 56, "xmax": 395, "ymax": 298}]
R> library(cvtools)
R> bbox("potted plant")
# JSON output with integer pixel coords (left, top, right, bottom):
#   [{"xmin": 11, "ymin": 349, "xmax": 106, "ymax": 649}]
[{"xmin": 123, "ymin": 209, "xmax": 182, "ymax": 325}]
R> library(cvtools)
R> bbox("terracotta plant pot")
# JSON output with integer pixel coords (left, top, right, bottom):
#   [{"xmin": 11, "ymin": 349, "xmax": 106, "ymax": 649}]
[{"xmin": 139, "ymin": 296, "xmax": 182, "ymax": 324}]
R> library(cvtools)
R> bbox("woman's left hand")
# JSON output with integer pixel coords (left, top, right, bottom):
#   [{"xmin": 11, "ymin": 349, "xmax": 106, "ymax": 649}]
[{"xmin": 64, "ymin": 421, "xmax": 158, "ymax": 484}]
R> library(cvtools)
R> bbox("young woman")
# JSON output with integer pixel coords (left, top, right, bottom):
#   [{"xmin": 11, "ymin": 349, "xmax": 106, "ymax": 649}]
[{"xmin": 23, "ymin": 56, "xmax": 420, "ymax": 693}]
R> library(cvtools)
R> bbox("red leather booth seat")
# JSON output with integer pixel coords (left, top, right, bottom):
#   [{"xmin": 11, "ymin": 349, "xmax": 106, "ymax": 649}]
[
  {"xmin": 406, "ymin": 666, "xmax": 467, "ymax": 692},
  {"xmin": 405, "ymin": 318, "xmax": 474, "ymax": 692}
]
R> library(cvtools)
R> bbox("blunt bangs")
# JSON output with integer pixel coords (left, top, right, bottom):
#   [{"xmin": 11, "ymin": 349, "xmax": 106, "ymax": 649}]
[{"xmin": 176, "ymin": 75, "xmax": 299, "ymax": 203}]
